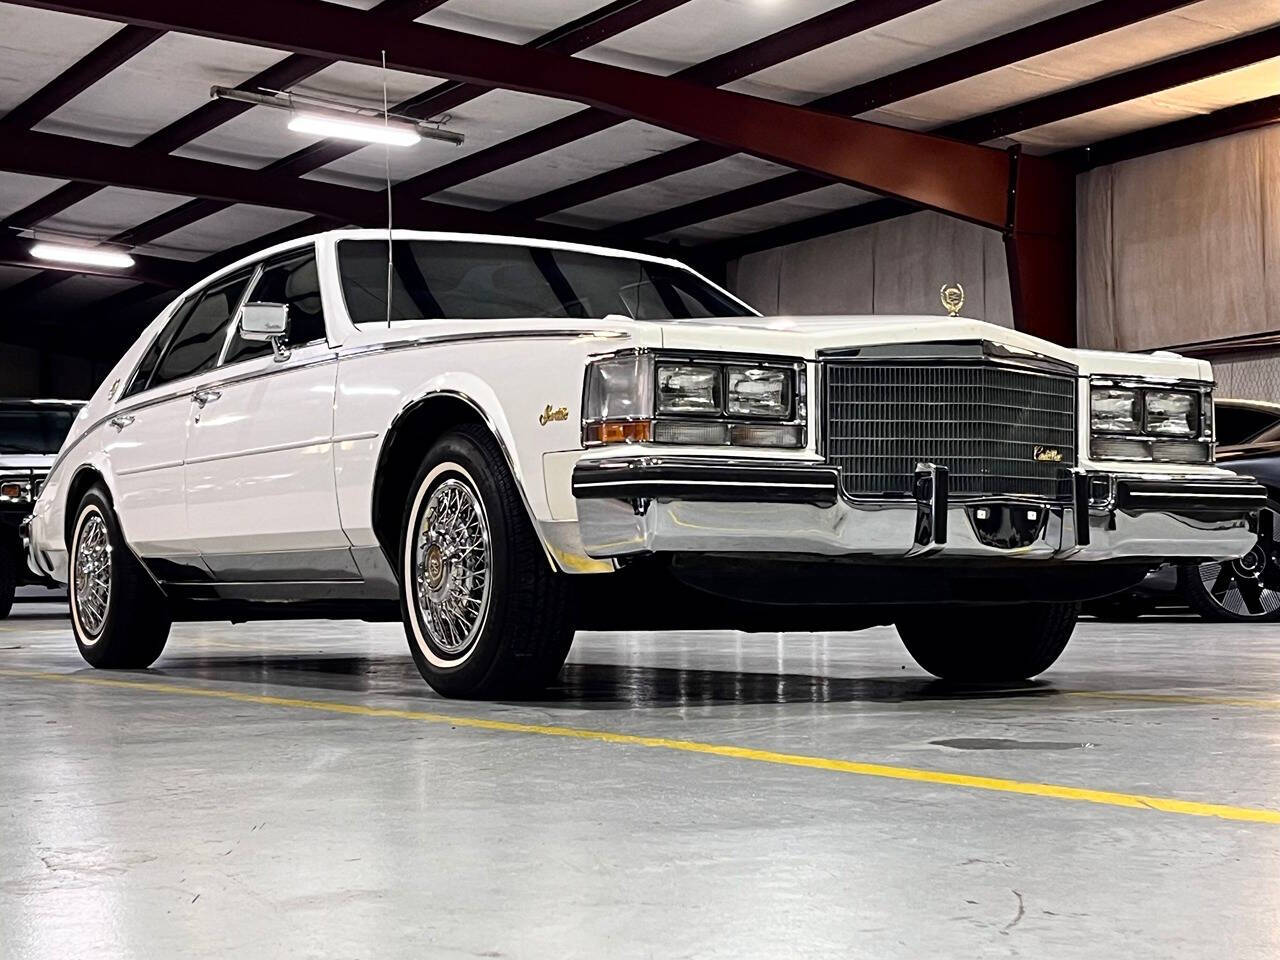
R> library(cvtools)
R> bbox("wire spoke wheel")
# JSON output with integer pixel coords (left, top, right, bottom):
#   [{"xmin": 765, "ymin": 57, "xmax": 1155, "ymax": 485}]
[
  {"xmin": 73, "ymin": 512, "xmax": 112, "ymax": 639},
  {"xmin": 412, "ymin": 476, "xmax": 492, "ymax": 659}
]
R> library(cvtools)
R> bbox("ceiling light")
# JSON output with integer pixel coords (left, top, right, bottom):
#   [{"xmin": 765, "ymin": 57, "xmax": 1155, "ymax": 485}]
[
  {"xmin": 30, "ymin": 243, "xmax": 135, "ymax": 269},
  {"xmin": 210, "ymin": 85, "xmax": 464, "ymax": 147},
  {"xmin": 288, "ymin": 111, "xmax": 422, "ymax": 147}
]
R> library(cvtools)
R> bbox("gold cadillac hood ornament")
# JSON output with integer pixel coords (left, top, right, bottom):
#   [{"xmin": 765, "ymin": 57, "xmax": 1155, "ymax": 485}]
[{"xmin": 940, "ymin": 282, "xmax": 965, "ymax": 317}]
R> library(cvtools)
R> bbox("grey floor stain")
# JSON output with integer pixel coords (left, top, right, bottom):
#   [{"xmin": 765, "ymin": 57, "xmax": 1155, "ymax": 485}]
[{"xmin": 931, "ymin": 737, "xmax": 1095, "ymax": 751}]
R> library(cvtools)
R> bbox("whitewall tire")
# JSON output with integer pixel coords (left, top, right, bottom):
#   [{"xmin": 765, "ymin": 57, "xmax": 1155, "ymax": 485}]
[
  {"xmin": 399, "ymin": 426, "xmax": 576, "ymax": 698},
  {"xmin": 69, "ymin": 486, "xmax": 171, "ymax": 669}
]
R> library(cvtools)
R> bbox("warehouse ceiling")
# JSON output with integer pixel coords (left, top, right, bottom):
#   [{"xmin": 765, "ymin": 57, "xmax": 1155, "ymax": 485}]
[{"xmin": 1, "ymin": 0, "xmax": 1278, "ymax": 357}]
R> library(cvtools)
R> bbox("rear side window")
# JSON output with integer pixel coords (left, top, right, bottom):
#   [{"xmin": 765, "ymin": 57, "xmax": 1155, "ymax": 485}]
[
  {"xmin": 223, "ymin": 250, "xmax": 326, "ymax": 365},
  {"xmin": 150, "ymin": 270, "xmax": 252, "ymax": 388}
]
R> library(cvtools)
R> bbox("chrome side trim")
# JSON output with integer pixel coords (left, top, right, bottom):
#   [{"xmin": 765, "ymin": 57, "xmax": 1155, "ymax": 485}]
[{"xmin": 339, "ymin": 328, "xmax": 628, "ymax": 361}]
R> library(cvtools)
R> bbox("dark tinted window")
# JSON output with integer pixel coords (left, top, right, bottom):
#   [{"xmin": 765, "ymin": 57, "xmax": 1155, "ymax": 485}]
[
  {"xmin": 123, "ymin": 299, "xmax": 197, "ymax": 399},
  {"xmin": 337, "ymin": 239, "xmax": 751, "ymax": 323},
  {"xmin": 151, "ymin": 271, "xmax": 252, "ymax": 387},
  {"xmin": 223, "ymin": 250, "xmax": 326, "ymax": 365},
  {"xmin": 0, "ymin": 406, "xmax": 79, "ymax": 455},
  {"xmin": 1215, "ymin": 403, "xmax": 1280, "ymax": 446}
]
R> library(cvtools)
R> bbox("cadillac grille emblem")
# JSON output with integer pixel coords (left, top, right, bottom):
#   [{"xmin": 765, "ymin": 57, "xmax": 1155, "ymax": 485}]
[
  {"xmin": 940, "ymin": 282, "xmax": 965, "ymax": 317},
  {"xmin": 1034, "ymin": 446, "xmax": 1064, "ymax": 463},
  {"xmin": 539, "ymin": 404, "xmax": 570, "ymax": 426}
]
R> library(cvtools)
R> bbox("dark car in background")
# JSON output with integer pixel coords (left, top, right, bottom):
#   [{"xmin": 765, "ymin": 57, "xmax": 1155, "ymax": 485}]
[
  {"xmin": 0, "ymin": 399, "xmax": 84, "ymax": 617},
  {"xmin": 1088, "ymin": 398, "xmax": 1280, "ymax": 622}
]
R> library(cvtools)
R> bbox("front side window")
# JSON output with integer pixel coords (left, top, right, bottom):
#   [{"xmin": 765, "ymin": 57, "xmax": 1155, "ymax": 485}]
[
  {"xmin": 149, "ymin": 270, "xmax": 253, "ymax": 389},
  {"xmin": 337, "ymin": 239, "xmax": 753, "ymax": 324},
  {"xmin": 223, "ymin": 249, "xmax": 326, "ymax": 365}
]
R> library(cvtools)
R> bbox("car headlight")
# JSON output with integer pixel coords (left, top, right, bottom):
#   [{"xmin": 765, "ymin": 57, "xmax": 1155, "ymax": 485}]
[
  {"xmin": 584, "ymin": 352, "xmax": 805, "ymax": 448},
  {"xmin": 1144, "ymin": 390, "xmax": 1198, "ymax": 437},
  {"xmin": 656, "ymin": 364, "xmax": 720, "ymax": 415},
  {"xmin": 726, "ymin": 365, "xmax": 792, "ymax": 419},
  {"xmin": 0, "ymin": 477, "xmax": 33, "ymax": 503},
  {"xmin": 1090, "ymin": 388, "xmax": 1140, "ymax": 434},
  {"xmin": 1089, "ymin": 381, "xmax": 1210, "ymax": 463}
]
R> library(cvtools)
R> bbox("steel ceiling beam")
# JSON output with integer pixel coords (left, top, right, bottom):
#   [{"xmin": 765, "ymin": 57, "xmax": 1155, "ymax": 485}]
[
  {"xmin": 12, "ymin": 0, "xmax": 1016, "ymax": 229},
  {"xmin": 0, "ymin": 129, "xmax": 594, "ymax": 279},
  {"xmin": 0, "ymin": 23, "xmax": 161, "ymax": 130},
  {"xmin": 616, "ymin": 21, "xmax": 1280, "ymax": 242},
  {"xmin": 88, "ymin": 0, "xmax": 697, "ymax": 254},
  {"xmin": 393, "ymin": 0, "xmax": 945, "ymax": 201},
  {"xmin": 505, "ymin": 0, "xmax": 1200, "ymax": 220},
  {"xmin": 1071, "ymin": 92, "xmax": 1280, "ymax": 171},
  {"xmin": 1, "ymin": 0, "xmax": 447, "ymax": 232}
]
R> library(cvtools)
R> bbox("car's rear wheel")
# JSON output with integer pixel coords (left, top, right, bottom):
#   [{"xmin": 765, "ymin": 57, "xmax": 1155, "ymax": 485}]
[
  {"xmin": 1179, "ymin": 503, "xmax": 1280, "ymax": 622},
  {"xmin": 69, "ymin": 486, "xmax": 172, "ymax": 668},
  {"xmin": 400, "ymin": 426, "xmax": 575, "ymax": 698},
  {"xmin": 895, "ymin": 601, "xmax": 1079, "ymax": 681}
]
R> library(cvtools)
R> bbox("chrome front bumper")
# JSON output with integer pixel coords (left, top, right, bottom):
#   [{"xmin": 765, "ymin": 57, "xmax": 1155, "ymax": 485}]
[{"xmin": 572, "ymin": 458, "xmax": 1265, "ymax": 563}]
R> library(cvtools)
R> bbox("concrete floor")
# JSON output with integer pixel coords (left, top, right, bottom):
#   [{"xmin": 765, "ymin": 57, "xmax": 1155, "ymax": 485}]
[{"xmin": 1, "ymin": 604, "xmax": 1279, "ymax": 959}]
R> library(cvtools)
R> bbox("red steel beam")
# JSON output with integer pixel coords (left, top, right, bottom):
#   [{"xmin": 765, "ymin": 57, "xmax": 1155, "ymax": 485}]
[
  {"xmin": 393, "ymin": 0, "xmax": 945, "ymax": 201},
  {"xmin": 506, "ymin": 0, "xmax": 1200, "ymax": 220},
  {"xmin": 0, "ymin": 129, "xmax": 590, "ymax": 242},
  {"xmin": 11, "ymin": 0, "xmax": 1015, "ymax": 229},
  {"xmin": 1, "ymin": 0, "xmax": 447, "ymax": 232},
  {"xmin": 109, "ymin": 0, "xmax": 698, "ymax": 247}
]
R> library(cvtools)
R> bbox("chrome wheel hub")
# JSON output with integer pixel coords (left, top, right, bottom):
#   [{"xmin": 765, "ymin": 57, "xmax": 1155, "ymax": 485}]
[
  {"xmin": 74, "ymin": 513, "xmax": 111, "ymax": 638},
  {"xmin": 413, "ymin": 477, "xmax": 491, "ymax": 657}
]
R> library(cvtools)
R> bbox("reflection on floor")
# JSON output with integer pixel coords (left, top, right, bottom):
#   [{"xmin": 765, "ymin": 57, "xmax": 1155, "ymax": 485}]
[{"xmin": 1, "ymin": 603, "xmax": 1277, "ymax": 959}]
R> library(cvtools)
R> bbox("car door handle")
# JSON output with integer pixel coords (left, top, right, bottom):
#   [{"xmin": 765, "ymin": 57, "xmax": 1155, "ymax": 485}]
[
  {"xmin": 192, "ymin": 389, "xmax": 222, "ymax": 407},
  {"xmin": 108, "ymin": 415, "xmax": 134, "ymax": 431}
]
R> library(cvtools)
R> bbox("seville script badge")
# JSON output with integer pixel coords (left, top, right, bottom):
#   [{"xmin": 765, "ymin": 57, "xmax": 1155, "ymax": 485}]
[
  {"xmin": 940, "ymin": 282, "xmax": 965, "ymax": 317},
  {"xmin": 539, "ymin": 404, "xmax": 569, "ymax": 426},
  {"xmin": 1034, "ymin": 446, "xmax": 1064, "ymax": 462}
]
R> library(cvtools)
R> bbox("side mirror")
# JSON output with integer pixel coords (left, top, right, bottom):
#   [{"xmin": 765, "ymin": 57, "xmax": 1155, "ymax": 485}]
[{"xmin": 239, "ymin": 302, "xmax": 289, "ymax": 341}]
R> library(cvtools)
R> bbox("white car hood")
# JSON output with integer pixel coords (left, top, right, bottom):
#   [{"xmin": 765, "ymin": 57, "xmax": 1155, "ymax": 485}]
[{"xmin": 651, "ymin": 314, "xmax": 1212, "ymax": 381}]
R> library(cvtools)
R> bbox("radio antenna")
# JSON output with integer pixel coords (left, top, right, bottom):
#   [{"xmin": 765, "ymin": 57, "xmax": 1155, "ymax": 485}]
[{"xmin": 382, "ymin": 48, "xmax": 393, "ymax": 329}]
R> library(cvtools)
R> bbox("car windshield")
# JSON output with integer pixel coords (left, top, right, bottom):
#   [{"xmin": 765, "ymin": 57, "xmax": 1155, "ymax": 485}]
[
  {"xmin": 337, "ymin": 239, "xmax": 754, "ymax": 323},
  {"xmin": 0, "ymin": 406, "xmax": 79, "ymax": 455}
]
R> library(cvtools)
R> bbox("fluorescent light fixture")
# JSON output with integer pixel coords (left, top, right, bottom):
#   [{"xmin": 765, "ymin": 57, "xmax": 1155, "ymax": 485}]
[
  {"xmin": 288, "ymin": 111, "xmax": 421, "ymax": 146},
  {"xmin": 30, "ymin": 242, "xmax": 135, "ymax": 269}
]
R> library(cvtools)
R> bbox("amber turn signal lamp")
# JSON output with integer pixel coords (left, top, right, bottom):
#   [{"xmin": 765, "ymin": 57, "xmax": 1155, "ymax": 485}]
[{"xmin": 584, "ymin": 421, "xmax": 652, "ymax": 445}]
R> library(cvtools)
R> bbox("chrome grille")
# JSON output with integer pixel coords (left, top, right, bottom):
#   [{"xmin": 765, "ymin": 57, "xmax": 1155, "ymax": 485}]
[{"xmin": 823, "ymin": 361, "xmax": 1077, "ymax": 499}]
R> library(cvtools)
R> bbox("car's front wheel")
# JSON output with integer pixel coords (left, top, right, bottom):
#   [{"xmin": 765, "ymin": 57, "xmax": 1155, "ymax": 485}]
[
  {"xmin": 69, "ymin": 486, "xmax": 172, "ymax": 668},
  {"xmin": 895, "ymin": 601, "xmax": 1079, "ymax": 681},
  {"xmin": 400, "ymin": 426, "xmax": 576, "ymax": 698}
]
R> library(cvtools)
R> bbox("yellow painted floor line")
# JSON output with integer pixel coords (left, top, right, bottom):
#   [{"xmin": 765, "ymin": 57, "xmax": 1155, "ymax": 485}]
[{"xmin": 2, "ymin": 667, "xmax": 1278, "ymax": 826}]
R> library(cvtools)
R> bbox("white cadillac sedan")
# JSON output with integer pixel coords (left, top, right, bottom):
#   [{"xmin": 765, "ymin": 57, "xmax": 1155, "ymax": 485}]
[{"xmin": 27, "ymin": 229, "xmax": 1266, "ymax": 696}]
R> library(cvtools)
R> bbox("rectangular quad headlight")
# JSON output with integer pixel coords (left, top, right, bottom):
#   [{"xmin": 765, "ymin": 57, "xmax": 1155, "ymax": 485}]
[
  {"xmin": 1089, "ymin": 381, "xmax": 1211, "ymax": 463},
  {"xmin": 0, "ymin": 478, "xmax": 32, "ymax": 503},
  {"xmin": 1144, "ymin": 390, "xmax": 1198, "ymax": 437},
  {"xmin": 656, "ymin": 364, "xmax": 720, "ymax": 415},
  {"xmin": 584, "ymin": 352, "xmax": 805, "ymax": 448},
  {"xmin": 726, "ymin": 365, "xmax": 792, "ymax": 419},
  {"xmin": 1091, "ymin": 387, "xmax": 1140, "ymax": 434}
]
